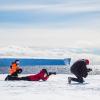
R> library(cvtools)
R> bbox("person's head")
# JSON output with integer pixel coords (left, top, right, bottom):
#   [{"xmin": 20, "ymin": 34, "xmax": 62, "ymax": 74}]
[
  {"xmin": 42, "ymin": 69, "xmax": 47, "ymax": 72},
  {"xmin": 14, "ymin": 59, "xmax": 20, "ymax": 65},
  {"xmin": 85, "ymin": 59, "xmax": 89, "ymax": 65}
]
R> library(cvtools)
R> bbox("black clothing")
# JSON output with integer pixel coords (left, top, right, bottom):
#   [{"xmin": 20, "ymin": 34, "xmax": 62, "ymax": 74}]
[
  {"xmin": 5, "ymin": 69, "xmax": 23, "ymax": 81},
  {"xmin": 5, "ymin": 75, "xmax": 29, "ymax": 81},
  {"xmin": 70, "ymin": 76, "xmax": 84, "ymax": 83},
  {"xmin": 48, "ymin": 72, "xmax": 56, "ymax": 76},
  {"xmin": 69, "ymin": 59, "xmax": 92, "ymax": 83},
  {"xmin": 71, "ymin": 60, "xmax": 88, "ymax": 78},
  {"xmin": 11, "ymin": 69, "xmax": 22, "ymax": 77},
  {"xmin": 5, "ymin": 75, "xmax": 20, "ymax": 81}
]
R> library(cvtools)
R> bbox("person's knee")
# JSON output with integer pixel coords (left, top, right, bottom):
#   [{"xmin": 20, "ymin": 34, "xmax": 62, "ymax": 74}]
[
  {"xmin": 79, "ymin": 79, "xmax": 84, "ymax": 83},
  {"xmin": 78, "ymin": 77, "xmax": 84, "ymax": 83}
]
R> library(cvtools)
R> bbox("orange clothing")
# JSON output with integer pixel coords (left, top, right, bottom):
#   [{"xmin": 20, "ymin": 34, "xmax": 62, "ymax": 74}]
[{"xmin": 9, "ymin": 63, "xmax": 20, "ymax": 75}]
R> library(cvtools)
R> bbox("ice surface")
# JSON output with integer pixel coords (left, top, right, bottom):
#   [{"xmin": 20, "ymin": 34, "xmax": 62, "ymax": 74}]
[{"xmin": 0, "ymin": 74, "xmax": 100, "ymax": 100}]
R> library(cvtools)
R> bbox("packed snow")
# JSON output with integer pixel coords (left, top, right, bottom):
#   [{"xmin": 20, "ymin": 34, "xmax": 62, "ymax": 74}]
[{"xmin": 0, "ymin": 74, "xmax": 100, "ymax": 100}]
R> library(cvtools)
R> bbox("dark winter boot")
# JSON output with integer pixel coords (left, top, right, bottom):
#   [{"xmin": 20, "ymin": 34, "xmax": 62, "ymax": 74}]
[
  {"xmin": 68, "ymin": 77, "xmax": 72, "ymax": 84},
  {"xmin": 5, "ymin": 75, "xmax": 10, "ymax": 81},
  {"xmin": 5, "ymin": 75, "xmax": 14, "ymax": 81}
]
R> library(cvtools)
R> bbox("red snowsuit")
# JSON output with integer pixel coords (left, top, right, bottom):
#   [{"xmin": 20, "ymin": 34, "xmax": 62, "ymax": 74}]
[{"xmin": 27, "ymin": 69, "xmax": 49, "ymax": 81}]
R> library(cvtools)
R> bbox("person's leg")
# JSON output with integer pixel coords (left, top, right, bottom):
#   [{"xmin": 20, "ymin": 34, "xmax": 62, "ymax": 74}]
[
  {"xmin": 5, "ymin": 75, "xmax": 21, "ymax": 80},
  {"xmin": 20, "ymin": 76, "xmax": 30, "ymax": 81},
  {"xmin": 5, "ymin": 75, "xmax": 10, "ymax": 81},
  {"xmin": 5, "ymin": 75, "xmax": 30, "ymax": 81},
  {"xmin": 68, "ymin": 75, "xmax": 84, "ymax": 84},
  {"xmin": 71, "ymin": 76, "xmax": 84, "ymax": 83}
]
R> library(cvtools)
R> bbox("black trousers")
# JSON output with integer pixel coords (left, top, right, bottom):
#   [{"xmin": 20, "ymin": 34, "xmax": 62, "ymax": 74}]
[
  {"xmin": 71, "ymin": 69, "xmax": 84, "ymax": 83},
  {"xmin": 5, "ymin": 75, "xmax": 30, "ymax": 81},
  {"xmin": 71, "ymin": 76, "xmax": 84, "ymax": 83}
]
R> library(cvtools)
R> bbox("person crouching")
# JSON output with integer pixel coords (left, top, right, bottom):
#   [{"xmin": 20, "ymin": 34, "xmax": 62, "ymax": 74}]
[{"xmin": 68, "ymin": 59, "xmax": 92, "ymax": 84}]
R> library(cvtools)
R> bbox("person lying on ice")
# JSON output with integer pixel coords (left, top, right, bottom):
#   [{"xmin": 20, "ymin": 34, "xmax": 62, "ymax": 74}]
[
  {"xmin": 5, "ymin": 59, "xmax": 22, "ymax": 80},
  {"xmin": 5, "ymin": 69, "xmax": 56, "ymax": 81},
  {"xmin": 68, "ymin": 59, "xmax": 92, "ymax": 84}
]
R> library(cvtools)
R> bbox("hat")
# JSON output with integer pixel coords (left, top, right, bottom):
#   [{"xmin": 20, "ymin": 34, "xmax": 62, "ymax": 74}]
[
  {"xmin": 85, "ymin": 59, "xmax": 89, "ymax": 65},
  {"xmin": 15, "ymin": 59, "xmax": 20, "ymax": 64}
]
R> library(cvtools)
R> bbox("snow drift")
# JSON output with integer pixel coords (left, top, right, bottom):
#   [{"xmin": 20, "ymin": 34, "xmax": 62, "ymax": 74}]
[{"xmin": 0, "ymin": 74, "xmax": 100, "ymax": 100}]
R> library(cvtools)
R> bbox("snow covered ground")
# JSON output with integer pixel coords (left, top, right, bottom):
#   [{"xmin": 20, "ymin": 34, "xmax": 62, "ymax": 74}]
[{"xmin": 0, "ymin": 74, "xmax": 100, "ymax": 100}]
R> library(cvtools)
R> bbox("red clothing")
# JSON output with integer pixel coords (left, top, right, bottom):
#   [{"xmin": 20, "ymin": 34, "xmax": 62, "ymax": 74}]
[{"xmin": 27, "ymin": 69, "xmax": 49, "ymax": 81}]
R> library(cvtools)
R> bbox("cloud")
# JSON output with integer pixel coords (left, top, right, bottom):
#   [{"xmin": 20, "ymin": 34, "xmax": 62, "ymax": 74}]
[
  {"xmin": 0, "ymin": 0, "xmax": 99, "ymax": 64},
  {"xmin": 0, "ymin": 27, "xmax": 100, "ymax": 48},
  {"xmin": 0, "ymin": 0, "xmax": 99, "ymax": 28},
  {"xmin": 0, "ymin": 1, "xmax": 99, "ymax": 13},
  {"xmin": 70, "ymin": 41, "xmax": 100, "ymax": 49}
]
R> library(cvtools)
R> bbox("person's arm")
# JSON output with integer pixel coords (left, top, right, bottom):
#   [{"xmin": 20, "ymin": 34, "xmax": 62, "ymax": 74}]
[
  {"xmin": 16, "ymin": 65, "xmax": 21, "ymax": 70},
  {"xmin": 41, "ymin": 73, "xmax": 49, "ymax": 81},
  {"xmin": 87, "ymin": 68, "xmax": 92, "ymax": 72}
]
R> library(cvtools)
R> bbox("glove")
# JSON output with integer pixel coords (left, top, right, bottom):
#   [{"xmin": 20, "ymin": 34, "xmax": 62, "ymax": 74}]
[{"xmin": 87, "ymin": 68, "xmax": 92, "ymax": 72}]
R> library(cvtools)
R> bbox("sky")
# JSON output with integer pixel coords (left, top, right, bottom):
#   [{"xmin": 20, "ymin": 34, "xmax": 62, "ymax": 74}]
[{"xmin": 0, "ymin": 0, "xmax": 100, "ymax": 48}]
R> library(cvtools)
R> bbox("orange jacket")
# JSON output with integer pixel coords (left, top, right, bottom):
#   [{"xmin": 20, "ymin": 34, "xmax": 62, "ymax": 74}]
[{"xmin": 9, "ymin": 63, "xmax": 20, "ymax": 75}]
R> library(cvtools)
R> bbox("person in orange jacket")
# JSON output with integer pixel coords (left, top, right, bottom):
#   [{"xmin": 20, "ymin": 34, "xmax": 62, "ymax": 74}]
[
  {"xmin": 5, "ymin": 60, "xmax": 22, "ymax": 80},
  {"xmin": 9, "ymin": 59, "xmax": 22, "ymax": 77}
]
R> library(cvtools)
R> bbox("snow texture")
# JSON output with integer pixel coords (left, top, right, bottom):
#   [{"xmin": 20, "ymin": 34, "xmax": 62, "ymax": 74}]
[{"xmin": 0, "ymin": 74, "xmax": 100, "ymax": 100}]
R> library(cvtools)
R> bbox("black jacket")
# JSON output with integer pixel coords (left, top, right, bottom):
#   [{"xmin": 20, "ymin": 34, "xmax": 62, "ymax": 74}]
[{"xmin": 70, "ymin": 60, "xmax": 88, "ymax": 78}]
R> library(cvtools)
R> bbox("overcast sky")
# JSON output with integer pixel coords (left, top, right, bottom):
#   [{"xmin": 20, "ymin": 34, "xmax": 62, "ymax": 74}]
[{"xmin": 0, "ymin": 0, "xmax": 100, "ymax": 48}]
